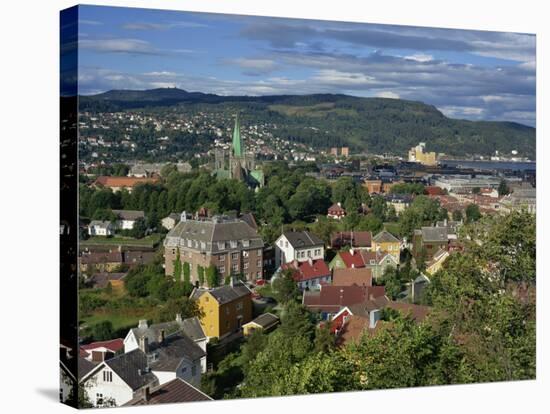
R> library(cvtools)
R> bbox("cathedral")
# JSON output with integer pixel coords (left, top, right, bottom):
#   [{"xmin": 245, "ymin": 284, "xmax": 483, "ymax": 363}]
[{"xmin": 213, "ymin": 114, "xmax": 265, "ymax": 189}]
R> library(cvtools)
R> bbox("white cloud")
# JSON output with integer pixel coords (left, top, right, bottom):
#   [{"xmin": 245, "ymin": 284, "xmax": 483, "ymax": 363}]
[
  {"xmin": 376, "ymin": 91, "xmax": 400, "ymax": 99},
  {"xmin": 404, "ymin": 54, "xmax": 433, "ymax": 62}
]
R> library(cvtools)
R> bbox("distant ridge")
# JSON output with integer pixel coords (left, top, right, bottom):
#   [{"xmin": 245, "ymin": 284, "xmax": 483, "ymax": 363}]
[{"xmin": 79, "ymin": 88, "xmax": 536, "ymax": 159}]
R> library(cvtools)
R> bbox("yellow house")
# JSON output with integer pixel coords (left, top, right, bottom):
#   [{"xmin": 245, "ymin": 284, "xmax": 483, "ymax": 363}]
[
  {"xmin": 242, "ymin": 313, "xmax": 279, "ymax": 336},
  {"xmin": 425, "ymin": 249, "xmax": 450, "ymax": 275},
  {"xmin": 191, "ymin": 281, "xmax": 253, "ymax": 339},
  {"xmin": 372, "ymin": 230, "xmax": 401, "ymax": 262}
]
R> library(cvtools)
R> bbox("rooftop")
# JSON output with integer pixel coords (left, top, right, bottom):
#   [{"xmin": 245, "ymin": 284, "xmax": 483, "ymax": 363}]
[{"xmin": 124, "ymin": 378, "xmax": 212, "ymax": 405}]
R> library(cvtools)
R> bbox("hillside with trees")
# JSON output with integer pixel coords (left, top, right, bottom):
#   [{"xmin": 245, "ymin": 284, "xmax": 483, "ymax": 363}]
[{"xmin": 79, "ymin": 88, "xmax": 536, "ymax": 159}]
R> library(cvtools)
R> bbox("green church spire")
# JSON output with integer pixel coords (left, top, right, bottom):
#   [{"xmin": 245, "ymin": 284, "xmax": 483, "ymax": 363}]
[{"xmin": 232, "ymin": 113, "xmax": 243, "ymax": 158}]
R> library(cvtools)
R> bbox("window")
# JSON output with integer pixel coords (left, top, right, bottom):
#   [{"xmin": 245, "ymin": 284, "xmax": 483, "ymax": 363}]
[
  {"xmin": 232, "ymin": 264, "xmax": 239, "ymax": 272},
  {"xmin": 243, "ymin": 240, "xmax": 250, "ymax": 247},
  {"xmin": 219, "ymin": 266, "xmax": 225, "ymax": 274},
  {"xmin": 226, "ymin": 307, "xmax": 230, "ymax": 315},
  {"xmin": 103, "ymin": 371, "xmax": 112, "ymax": 382},
  {"xmin": 171, "ymin": 249, "xmax": 176, "ymax": 255},
  {"xmin": 182, "ymin": 367, "xmax": 187, "ymax": 373},
  {"xmin": 285, "ymin": 241, "xmax": 288, "ymax": 248},
  {"xmin": 219, "ymin": 255, "xmax": 225, "ymax": 261},
  {"xmin": 244, "ymin": 262, "xmax": 249, "ymax": 270},
  {"xmin": 232, "ymin": 253, "xmax": 239, "ymax": 261},
  {"xmin": 230, "ymin": 240, "xmax": 237, "ymax": 248},
  {"xmin": 236, "ymin": 301, "xmax": 243, "ymax": 311},
  {"xmin": 307, "ymin": 250, "xmax": 311, "ymax": 257},
  {"xmin": 243, "ymin": 250, "xmax": 249, "ymax": 258},
  {"xmin": 257, "ymin": 249, "xmax": 262, "ymax": 256},
  {"xmin": 257, "ymin": 260, "xmax": 262, "ymax": 267},
  {"xmin": 96, "ymin": 394, "xmax": 104, "ymax": 406}
]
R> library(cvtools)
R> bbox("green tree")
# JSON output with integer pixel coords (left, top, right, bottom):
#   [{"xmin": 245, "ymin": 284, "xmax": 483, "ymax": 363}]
[
  {"xmin": 92, "ymin": 320, "xmax": 114, "ymax": 341},
  {"xmin": 206, "ymin": 265, "xmax": 219, "ymax": 288},
  {"xmin": 452, "ymin": 209, "xmax": 463, "ymax": 222},
  {"xmin": 183, "ymin": 262, "xmax": 191, "ymax": 284},
  {"xmin": 271, "ymin": 269, "xmax": 299, "ymax": 304},
  {"xmin": 197, "ymin": 265, "xmax": 205, "ymax": 286},
  {"xmin": 465, "ymin": 204, "xmax": 481, "ymax": 223},
  {"xmin": 314, "ymin": 323, "xmax": 335, "ymax": 353},
  {"xmin": 498, "ymin": 179, "xmax": 510, "ymax": 196}
]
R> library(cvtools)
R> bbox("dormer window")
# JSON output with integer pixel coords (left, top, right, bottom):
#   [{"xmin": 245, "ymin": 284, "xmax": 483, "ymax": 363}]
[
  {"xmin": 230, "ymin": 240, "xmax": 238, "ymax": 249},
  {"xmin": 243, "ymin": 240, "xmax": 250, "ymax": 247},
  {"xmin": 218, "ymin": 241, "xmax": 226, "ymax": 250}
]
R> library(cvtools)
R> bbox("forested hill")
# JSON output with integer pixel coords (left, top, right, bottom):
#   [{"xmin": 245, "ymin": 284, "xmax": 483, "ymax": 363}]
[{"xmin": 79, "ymin": 88, "xmax": 536, "ymax": 159}]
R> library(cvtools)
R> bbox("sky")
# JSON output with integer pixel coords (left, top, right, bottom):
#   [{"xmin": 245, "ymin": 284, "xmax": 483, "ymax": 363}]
[{"xmin": 73, "ymin": 5, "xmax": 536, "ymax": 126}]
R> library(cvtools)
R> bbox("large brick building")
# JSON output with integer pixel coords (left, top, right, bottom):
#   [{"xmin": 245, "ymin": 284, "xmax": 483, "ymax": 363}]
[{"xmin": 164, "ymin": 215, "xmax": 264, "ymax": 286}]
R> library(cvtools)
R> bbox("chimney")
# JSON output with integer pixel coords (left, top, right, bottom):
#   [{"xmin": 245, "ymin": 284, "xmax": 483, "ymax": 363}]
[
  {"xmin": 352, "ymin": 263, "xmax": 355, "ymax": 269},
  {"xmin": 138, "ymin": 319, "xmax": 148, "ymax": 329},
  {"xmin": 175, "ymin": 313, "xmax": 182, "ymax": 323},
  {"xmin": 370, "ymin": 309, "xmax": 381, "ymax": 329},
  {"xmin": 181, "ymin": 211, "xmax": 187, "ymax": 222},
  {"xmin": 308, "ymin": 258, "xmax": 313, "ymax": 266},
  {"xmin": 143, "ymin": 386, "xmax": 151, "ymax": 402},
  {"xmin": 230, "ymin": 276, "xmax": 235, "ymax": 287},
  {"xmin": 350, "ymin": 248, "xmax": 354, "ymax": 256},
  {"xmin": 158, "ymin": 329, "xmax": 165, "ymax": 345},
  {"xmin": 138, "ymin": 336, "xmax": 149, "ymax": 353}
]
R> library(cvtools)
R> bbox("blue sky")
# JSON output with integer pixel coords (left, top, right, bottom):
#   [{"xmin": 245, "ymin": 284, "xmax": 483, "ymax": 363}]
[{"xmin": 74, "ymin": 5, "xmax": 536, "ymax": 126}]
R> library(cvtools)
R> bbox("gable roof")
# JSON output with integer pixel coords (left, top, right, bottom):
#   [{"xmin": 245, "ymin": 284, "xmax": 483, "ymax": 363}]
[
  {"xmin": 385, "ymin": 302, "xmax": 431, "ymax": 322},
  {"xmin": 338, "ymin": 250, "xmax": 366, "ymax": 268},
  {"xmin": 78, "ymin": 357, "xmax": 97, "ymax": 381},
  {"xmin": 81, "ymin": 338, "xmax": 124, "ymax": 353},
  {"xmin": 124, "ymin": 378, "xmax": 212, "ymax": 405},
  {"xmin": 103, "ymin": 349, "xmax": 158, "ymax": 391},
  {"xmin": 303, "ymin": 285, "xmax": 384, "ymax": 313},
  {"xmin": 89, "ymin": 220, "xmax": 113, "ymax": 229},
  {"xmin": 244, "ymin": 313, "xmax": 280, "ymax": 329},
  {"xmin": 191, "ymin": 282, "xmax": 251, "ymax": 305},
  {"xmin": 240, "ymin": 212, "xmax": 258, "ymax": 230},
  {"xmin": 180, "ymin": 317, "xmax": 207, "ymax": 342},
  {"xmin": 421, "ymin": 226, "xmax": 448, "ymax": 243},
  {"xmin": 332, "ymin": 267, "xmax": 373, "ymax": 287},
  {"xmin": 112, "ymin": 210, "xmax": 145, "ymax": 221},
  {"xmin": 164, "ymin": 217, "xmax": 263, "ymax": 253},
  {"xmin": 373, "ymin": 230, "xmax": 400, "ymax": 244},
  {"xmin": 281, "ymin": 259, "xmax": 330, "ymax": 282},
  {"xmin": 148, "ymin": 334, "xmax": 206, "ymax": 372},
  {"xmin": 282, "ymin": 231, "xmax": 324, "ymax": 248},
  {"xmin": 94, "ymin": 176, "xmax": 159, "ymax": 188},
  {"xmin": 328, "ymin": 203, "xmax": 346, "ymax": 213}
]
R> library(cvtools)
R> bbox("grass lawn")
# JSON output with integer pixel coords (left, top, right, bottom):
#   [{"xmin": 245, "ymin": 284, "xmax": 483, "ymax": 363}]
[
  {"xmin": 383, "ymin": 222, "xmax": 401, "ymax": 236},
  {"xmin": 81, "ymin": 233, "xmax": 162, "ymax": 248}
]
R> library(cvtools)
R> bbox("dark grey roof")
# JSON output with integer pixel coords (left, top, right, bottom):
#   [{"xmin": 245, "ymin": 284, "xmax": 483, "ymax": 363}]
[
  {"xmin": 191, "ymin": 282, "xmax": 251, "ymax": 305},
  {"xmin": 78, "ymin": 357, "xmax": 97, "ymax": 381},
  {"xmin": 148, "ymin": 334, "xmax": 205, "ymax": 372},
  {"xmin": 104, "ymin": 349, "xmax": 158, "ymax": 391},
  {"xmin": 130, "ymin": 317, "xmax": 206, "ymax": 347},
  {"xmin": 240, "ymin": 212, "xmax": 258, "ymax": 230},
  {"xmin": 130, "ymin": 322, "xmax": 183, "ymax": 348},
  {"xmin": 113, "ymin": 210, "xmax": 145, "ymax": 221},
  {"xmin": 164, "ymin": 217, "xmax": 263, "ymax": 253},
  {"xmin": 246, "ymin": 313, "xmax": 279, "ymax": 329},
  {"xmin": 421, "ymin": 227, "xmax": 448, "ymax": 243},
  {"xmin": 180, "ymin": 317, "xmax": 206, "ymax": 341},
  {"xmin": 373, "ymin": 230, "xmax": 400, "ymax": 243},
  {"xmin": 282, "ymin": 231, "xmax": 324, "ymax": 248}
]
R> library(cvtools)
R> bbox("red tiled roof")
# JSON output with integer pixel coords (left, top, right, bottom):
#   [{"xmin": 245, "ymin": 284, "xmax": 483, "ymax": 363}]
[
  {"xmin": 332, "ymin": 267, "xmax": 372, "ymax": 287},
  {"xmin": 339, "ymin": 250, "xmax": 366, "ymax": 268},
  {"xmin": 385, "ymin": 302, "xmax": 431, "ymax": 322},
  {"xmin": 281, "ymin": 259, "xmax": 330, "ymax": 282},
  {"xmin": 94, "ymin": 176, "xmax": 159, "ymax": 188},
  {"xmin": 81, "ymin": 338, "xmax": 124, "ymax": 353},
  {"xmin": 425, "ymin": 186, "xmax": 445, "ymax": 196}
]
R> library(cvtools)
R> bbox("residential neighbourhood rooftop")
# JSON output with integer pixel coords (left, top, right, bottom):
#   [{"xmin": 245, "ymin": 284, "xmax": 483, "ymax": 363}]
[
  {"xmin": 124, "ymin": 378, "xmax": 212, "ymax": 406},
  {"xmin": 282, "ymin": 231, "xmax": 324, "ymax": 248}
]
